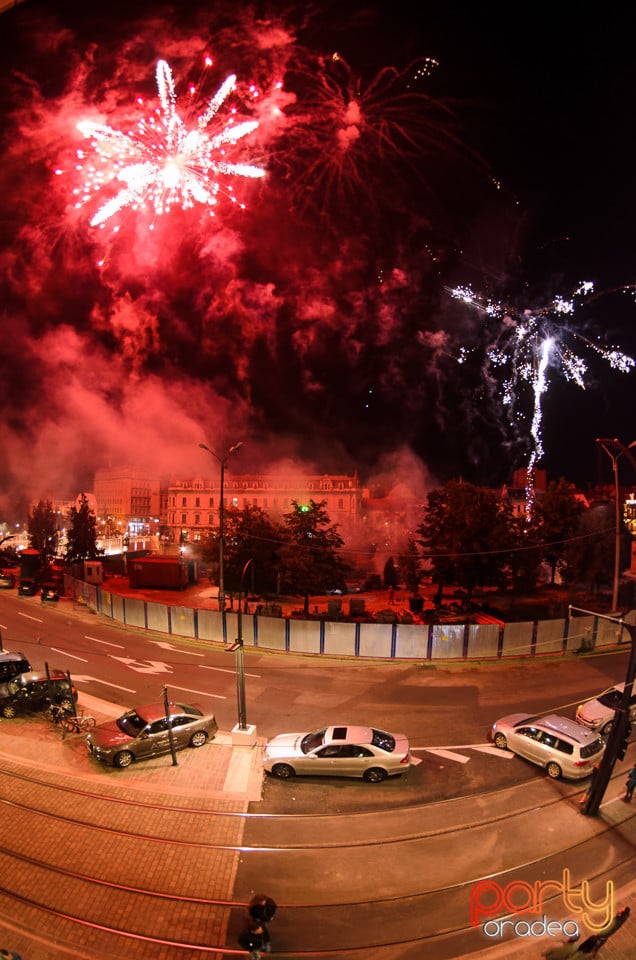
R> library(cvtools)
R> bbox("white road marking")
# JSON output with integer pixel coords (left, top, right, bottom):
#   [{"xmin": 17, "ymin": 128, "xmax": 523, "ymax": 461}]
[
  {"xmin": 420, "ymin": 747, "xmax": 472, "ymax": 764},
  {"xmin": 472, "ymin": 744, "xmax": 515, "ymax": 758},
  {"xmin": 73, "ymin": 675, "xmax": 136, "ymax": 693},
  {"xmin": 50, "ymin": 648, "xmax": 88, "ymax": 662},
  {"xmin": 150, "ymin": 641, "xmax": 204, "ymax": 657},
  {"xmin": 109, "ymin": 657, "xmax": 173, "ymax": 675},
  {"xmin": 17, "ymin": 612, "xmax": 43, "ymax": 623},
  {"xmin": 168, "ymin": 684, "xmax": 226, "ymax": 701},
  {"xmin": 85, "ymin": 635, "xmax": 125, "ymax": 649},
  {"xmin": 200, "ymin": 664, "xmax": 261, "ymax": 678}
]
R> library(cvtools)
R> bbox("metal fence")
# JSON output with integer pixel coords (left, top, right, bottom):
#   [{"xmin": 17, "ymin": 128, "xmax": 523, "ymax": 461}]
[{"xmin": 65, "ymin": 575, "xmax": 635, "ymax": 661}]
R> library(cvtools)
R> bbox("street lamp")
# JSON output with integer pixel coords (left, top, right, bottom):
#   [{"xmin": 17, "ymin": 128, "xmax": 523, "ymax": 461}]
[
  {"xmin": 596, "ymin": 438, "xmax": 636, "ymax": 612},
  {"xmin": 199, "ymin": 440, "xmax": 243, "ymax": 612},
  {"xmin": 224, "ymin": 558, "xmax": 252, "ymax": 731}
]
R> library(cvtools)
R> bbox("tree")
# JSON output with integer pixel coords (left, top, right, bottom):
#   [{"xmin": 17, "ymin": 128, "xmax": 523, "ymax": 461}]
[
  {"xmin": 27, "ymin": 499, "xmax": 59, "ymax": 566},
  {"xmin": 401, "ymin": 539, "xmax": 423, "ymax": 597},
  {"xmin": 279, "ymin": 500, "xmax": 348, "ymax": 614},
  {"xmin": 221, "ymin": 505, "xmax": 283, "ymax": 596},
  {"xmin": 417, "ymin": 480, "xmax": 515, "ymax": 605},
  {"xmin": 530, "ymin": 479, "xmax": 583, "ymax": 585},
  {"xmin": 565, "ymin": 501, "xmax": 615, "ymax": 595},
  {"xmin": 65, "ymin": 494, "xmax": 102, "ymax": 565}
]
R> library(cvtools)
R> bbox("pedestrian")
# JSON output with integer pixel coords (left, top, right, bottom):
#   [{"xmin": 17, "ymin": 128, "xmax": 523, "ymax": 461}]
[
  {"xmin": 623, "ymin": 763, "xmax": 636, "ymax": 802},
  {"xmin": 0, "ymin": 950, "xmax": 24, "ymax": 960},
  {"xmin": 238, "ymin": 918, "xmax": 268, "ymax": 959},
  {"xmin": 247, "ymin": 894, "xmax": 276, "ymax": 953}
]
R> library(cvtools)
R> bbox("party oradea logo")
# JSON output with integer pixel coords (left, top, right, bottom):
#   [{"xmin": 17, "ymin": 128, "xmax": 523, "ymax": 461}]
[{"xmin": 470, "ymin": 870, "xmax": 614, "ymax": 940}]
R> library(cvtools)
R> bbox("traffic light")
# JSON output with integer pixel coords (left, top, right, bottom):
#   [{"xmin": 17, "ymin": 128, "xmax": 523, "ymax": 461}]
[{"xmin": 617, "ymin": 722, "xmax": 632, "ymax": 762}]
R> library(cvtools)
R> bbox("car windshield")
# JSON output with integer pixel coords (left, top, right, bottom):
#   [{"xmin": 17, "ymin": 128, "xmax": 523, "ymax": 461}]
[
  {"xmin": 117, "ymin": 711, "xmax": 148, "ymax": 736},
  {"xmin": 597, "ymin": 689, "xmax": 623, "ymax": 709},
  {"xmin": 301, "ymin": 729, "xmax": 326, "ymax": 753},
  {"xmin": 372, "ymin": 729, "xmax": 396, "ymax": 752}
]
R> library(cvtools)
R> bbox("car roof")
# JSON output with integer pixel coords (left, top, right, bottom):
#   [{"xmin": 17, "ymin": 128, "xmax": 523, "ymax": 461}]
[
  {"xmin": 0, "ymin": 651, "xmax": 28, "ymax": 661},
  {"xmin": 17, "ymin": 670, "xmax": 68, "ymax": 683},
  {"xmin": 537, "ymin": 714, "xmax": 601, "ymax": 744},
  {"xmin": 131, "ymin": 702, "xmax": 199, "ymax": 723},
  {"xmin": 324, "ymin": 725, "xmax": 375, "ymax": 745}
]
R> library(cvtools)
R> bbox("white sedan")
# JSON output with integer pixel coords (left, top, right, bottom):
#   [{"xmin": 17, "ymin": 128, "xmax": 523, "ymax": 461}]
[{"xmin": 263, "ymin": 724, "xmax": 411, "ymax": 782}]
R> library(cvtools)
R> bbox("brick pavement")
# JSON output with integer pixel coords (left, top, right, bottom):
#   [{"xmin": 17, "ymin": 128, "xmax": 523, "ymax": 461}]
[{"xmin": 2, "ymin": 696, "xmax": 636, "ymax": 957}]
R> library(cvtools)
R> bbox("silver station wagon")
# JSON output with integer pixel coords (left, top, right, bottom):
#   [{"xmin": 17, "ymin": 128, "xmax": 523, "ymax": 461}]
[{"xmin": 491, "ymin": 713, "xmax": 605, "ymax": 780}]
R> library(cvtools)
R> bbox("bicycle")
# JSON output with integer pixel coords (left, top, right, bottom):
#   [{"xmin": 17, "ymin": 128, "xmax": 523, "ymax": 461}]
[{"xmin": 60, "ymin": 712, "xmax": 97, "ymax": 734}]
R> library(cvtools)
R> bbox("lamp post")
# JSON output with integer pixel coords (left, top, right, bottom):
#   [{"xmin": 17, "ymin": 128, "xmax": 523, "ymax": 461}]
[
  {"xmin": 596, "ymin": 438, "xmax": 636, "ymax": 612},
  {"xmin": 225, "ymin": 558, "xmax": 252, "ymax": 731},
  {"xmin": 199, "ymin": 441, "xmax": 243, "ymax": 612}
]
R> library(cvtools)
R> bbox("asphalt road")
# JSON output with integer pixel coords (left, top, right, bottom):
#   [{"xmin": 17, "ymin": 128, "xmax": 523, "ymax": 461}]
[{"xmin": 0, "ymin": 590, "xmax": 630, "ymax": 814}]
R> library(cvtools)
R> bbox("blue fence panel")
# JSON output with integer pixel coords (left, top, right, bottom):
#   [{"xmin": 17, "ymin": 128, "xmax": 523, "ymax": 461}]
[
  {"xmin": 323, "ymin": 620, "xmax": 357, "ymax": 657},
  {"xmin": 255, "ymin": 615, "xmax": 287, "ymax": 651},
  {"xmin": 197, "ymin": 609, "xmax": 224, "ymax": 644},
  {"xmin": 394, "ymin": 623, "xmax": 428, "ymax": 659},
  {"xmin": 535, "ymin": 618, "xmax": 567, "ymax": 655},
  {"xmin": 111, "ymin": 594, "xmax": 126, "ymax": 624},
  {"xmin": 123, "ymin": 597, "xmax": 146, "ymax": 629},
  {"xmin": 169, "ymin": 605, "xmax": 196, "ymax": 638},
  {"xmin": 289, "ymin": 619, "xmax": 321, "ymax": 654},
  {"xmin": 359, "ymin": 623, "xmax": 393, "ymax": 658},
  {"xmin": 467, "ymin": 623, "xmax": 501, "ymax": 659},
  {"xmin": 146, "ymin": 601, "xmax": 170, "ymax": 634},
  {"xmin": 430, "ymin": 624, "xmax": 464, "ymax": 659},
  {"xmin": 501, "ymin": 621, "xmax": 534, "ymax": 657}
]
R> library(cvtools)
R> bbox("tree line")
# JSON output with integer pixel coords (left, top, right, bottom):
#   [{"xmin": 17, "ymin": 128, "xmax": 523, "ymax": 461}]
[{"xmin": 21, "ymin": 480, "xmax": 622, "ymax": 606}]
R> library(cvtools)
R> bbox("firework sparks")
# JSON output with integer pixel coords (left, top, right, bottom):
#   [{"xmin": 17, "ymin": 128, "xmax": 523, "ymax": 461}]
[
  {"xmin": 276, "ymin": 52, "xmax": 468, "ymax": 223},
  {"xmin": 450, "ymin": 282, "xmax": 635, "ymax": 473},
  {"xmin": 75, "ymin": 59, "xmax": 265, "ymax": 228}
]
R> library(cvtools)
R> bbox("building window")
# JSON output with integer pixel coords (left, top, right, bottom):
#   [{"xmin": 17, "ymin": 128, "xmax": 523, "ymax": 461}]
[
  {"xmin": 195, "ymin": 514, "xmax": 200, "ymax": 525},
  {"xmin": 181, "ymin": 513, "xmax": 187, "ymax": 524},
  {"xmin": 181, "ymin": 497, "xmax": 187, "ymax": 507},
  {"xmin": 208, "ymin": 514, "xmax": 214, "ymax": 525},
  {"xmin": 209, "ymin": 497, "xmax": 214, "ymax": 508},
  {"xmin": 195, "ymin": 497, "xmax": 200, "ymax": 508}
]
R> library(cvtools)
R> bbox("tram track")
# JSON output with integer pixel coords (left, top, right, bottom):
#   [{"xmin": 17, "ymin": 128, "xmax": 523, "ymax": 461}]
[{"xmin": 1, "ymin": 755, "xmax": 636, "ymax": 958}]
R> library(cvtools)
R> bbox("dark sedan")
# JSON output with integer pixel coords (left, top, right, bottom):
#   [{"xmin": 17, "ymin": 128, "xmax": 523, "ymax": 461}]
[{"xmin": 86, "ymin": 701, "xmax": 218, "ymax": 768}]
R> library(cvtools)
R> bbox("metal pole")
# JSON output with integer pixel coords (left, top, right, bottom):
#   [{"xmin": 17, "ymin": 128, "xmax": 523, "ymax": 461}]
[
  {"xmin": 219, "ymin": 460, "xmax": 226, "ymax": 613},
  {"xmin": 163, "ymin": 684, "xmax": 178, "ymax": 766},
  {"xmin": 612, "ymin": 454, "xmax": 621, "ymax": 613},
  {"xmin": 571, "ymin": 606, "xmax": 636, "ymax": 816}
]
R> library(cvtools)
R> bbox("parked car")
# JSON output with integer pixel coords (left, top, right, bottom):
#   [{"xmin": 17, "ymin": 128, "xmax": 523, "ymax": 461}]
[
  {"xmin": 576, "ymin": 682, "xmax": 636, "ymax": 736},
  {"xmin": 0, "ymin": 651, "xmax": 32, "ymax": 682},
  {"xmin": 263, "ymin": 724, "xmax": 411, "ymax": 782},
  {"xmin": 0, "ymin": 671, "xmax": 77, "ymax": 719},
  {"xmin": 0, "ymin": 572, "xmax": 15, "ymax": 589},
  {"xmin": 491, "ymin": 713, "xmax": 605, "ymax": 780},
  {"xmin": 86, "ymin": 701, "xmax": 218, "ymax": 768},
  {"xmin": 17, "ymin": 579, "xmax": 38, "ymax": 596}
]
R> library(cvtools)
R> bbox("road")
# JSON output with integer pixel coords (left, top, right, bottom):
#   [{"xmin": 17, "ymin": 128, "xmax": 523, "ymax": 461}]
[{"xmin": 0, "ymin": 591, "xmax": 635, "ymax": 958}]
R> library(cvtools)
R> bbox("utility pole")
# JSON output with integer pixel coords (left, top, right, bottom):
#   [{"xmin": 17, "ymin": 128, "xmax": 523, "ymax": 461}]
[{"xmin": 571, "ymin": 606, "xmax": 636, "ymax": 816}]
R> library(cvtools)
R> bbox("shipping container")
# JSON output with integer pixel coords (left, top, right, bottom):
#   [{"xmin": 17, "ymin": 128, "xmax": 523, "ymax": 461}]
[{"xmin": 128, "ymin": 557, "xmax": 188, "ymax": 589}]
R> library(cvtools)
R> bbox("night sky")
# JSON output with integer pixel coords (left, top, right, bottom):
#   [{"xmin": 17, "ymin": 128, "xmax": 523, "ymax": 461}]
[{"xmin": 0, "ymin": 1, "xmax": 634, "ymax": 519}]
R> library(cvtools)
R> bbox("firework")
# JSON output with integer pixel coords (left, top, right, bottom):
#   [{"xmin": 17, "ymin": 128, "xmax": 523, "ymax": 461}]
[
  {"xmin": 276, "ymin": 52, "xmax": 468, "ymax": 223},
  {"xmin": 450, "ymin": 282, "xmax": 635, "ymax": 474},
  {"xmin": 75, "ymin": 59, "xmax": 265, "ymax": 228}
]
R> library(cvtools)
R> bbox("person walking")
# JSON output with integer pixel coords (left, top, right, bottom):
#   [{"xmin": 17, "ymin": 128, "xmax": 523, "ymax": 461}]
[
  {"xmin": 248, "ymin": 894, "xmax": 276, "ymax": 952},
  {"xmin": 238, "ymin": 918, "xmax": 268, "ymax": 959},
  {"xmin": 623, "ymin": 763, "xmax": 636, "ymax": 802}
]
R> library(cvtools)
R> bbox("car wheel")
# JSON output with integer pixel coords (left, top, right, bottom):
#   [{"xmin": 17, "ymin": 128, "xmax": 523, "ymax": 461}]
[
  {"xmin": 272, "ymin": 763, "xmax": 295, "ymax": 779},
  {"xmin": 1, "ymin": 704, "xmax": 17, "ymax": 719},
  {"xmin": 601, "ymin": 721, "xmax": 613, "ymax": 737},
  {"xmin": 58, "ymin": 697, "xmax": 75, "ymax": 713},
  {"xmin": 114, "ymin": 750, "xmax": 134, "ymax": 769},
  {"xmin": 363, "ymin": 767, "xmax": 387, "ymax": 783},
  {"xmin": 547, "ymin": 761, "xmax": 562, "ymax": 780},
  {"xmin": 494, "ymin": 732, "xmax": 508, "ymax": 749},
  {"xmin": 189, "ymin": 731, "xmax": 208, "ymax": 748}
]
